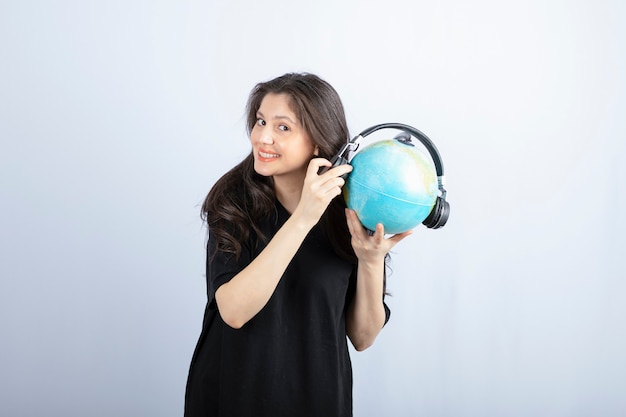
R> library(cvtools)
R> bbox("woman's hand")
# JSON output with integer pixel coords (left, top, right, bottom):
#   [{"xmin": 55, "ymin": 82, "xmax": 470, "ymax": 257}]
[
  {"xmin": 292, "ymin": 158, "xmax": 353, "ymax": 228},
  {"xmin": 345, "ymin": 208, "xmax": 413, "ymax": 264}
]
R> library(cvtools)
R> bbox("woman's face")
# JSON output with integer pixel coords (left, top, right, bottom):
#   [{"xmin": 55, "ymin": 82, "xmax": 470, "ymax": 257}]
[{"xmin": 250, "ymin": 93, "xmax": 317, "ymax": 180}]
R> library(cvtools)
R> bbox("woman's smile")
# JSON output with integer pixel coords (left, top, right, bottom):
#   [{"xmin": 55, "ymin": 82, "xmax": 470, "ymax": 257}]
[{"xmin": 258, "ymin": 148, "xmax": 281, "ymax": 162}]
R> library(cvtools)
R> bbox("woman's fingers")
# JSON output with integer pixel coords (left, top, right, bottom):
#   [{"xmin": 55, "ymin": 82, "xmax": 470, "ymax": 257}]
[
  {"xmin": 295, "ymin": 159, "xmax": 353, "ymax": 225},
  {"xmin": 305, "ymin": 158, "xmax": 352, "ymax": 199},
  {"xmin": 309, "ymin": 158, "xmax": 352, "ymax": 180},
  {"xmin": 307, "ymin": 157, "xmax": 332, "ymax": 176},
  {"xmin": 345, "ymin": 209, "xmax": 414, "ymax": 260}
]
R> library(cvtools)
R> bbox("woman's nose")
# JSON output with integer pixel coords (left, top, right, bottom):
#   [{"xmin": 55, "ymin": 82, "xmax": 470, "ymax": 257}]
[{"xmin": 260, "ymin": 132, "xmax": 274, "ymax": 144}]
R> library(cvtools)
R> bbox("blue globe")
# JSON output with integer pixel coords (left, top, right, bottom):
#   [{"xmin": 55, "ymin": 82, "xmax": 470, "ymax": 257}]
[{"xmin": 344, "ymin": 139, "xmax": 438, "ymax": 234}]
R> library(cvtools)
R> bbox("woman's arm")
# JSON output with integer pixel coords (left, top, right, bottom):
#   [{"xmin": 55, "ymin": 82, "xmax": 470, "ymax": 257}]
[
  {"xmin": 345, "ymin": 209, "xmax": 412, "ymax": 351},
  {"xmin": 216, "ymin": 159, "xmax": 352, "ymax": 329}
]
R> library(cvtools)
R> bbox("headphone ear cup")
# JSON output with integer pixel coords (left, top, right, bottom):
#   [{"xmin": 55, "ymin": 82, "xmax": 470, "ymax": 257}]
[
  {"xmin": 434, "ymin": 198, "xmax": 450, "ymax": 229},
  {"xmin": 422, "ymin": 197, "xmax": 450, "ymax": 229}
]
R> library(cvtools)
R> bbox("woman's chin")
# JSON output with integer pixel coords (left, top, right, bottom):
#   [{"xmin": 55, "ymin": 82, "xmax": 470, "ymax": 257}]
[{"xmin": 253, "ymin": 163, "xmax": 273, "ymax": 177}]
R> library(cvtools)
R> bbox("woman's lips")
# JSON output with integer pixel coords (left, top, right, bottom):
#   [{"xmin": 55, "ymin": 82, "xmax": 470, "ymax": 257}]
[{"xmin": 258, "ymin": 149, "xmax": 280, "ymax": 161}]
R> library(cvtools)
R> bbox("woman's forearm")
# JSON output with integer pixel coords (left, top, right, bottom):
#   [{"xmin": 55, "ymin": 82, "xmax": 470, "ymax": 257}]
[
  {"xmin": 215, "ymin": 215, "xmax": 312, "ymax": 329},
  {"xmin": 346, "ymin": 259, "xmax": 387, "ymax": 351}
]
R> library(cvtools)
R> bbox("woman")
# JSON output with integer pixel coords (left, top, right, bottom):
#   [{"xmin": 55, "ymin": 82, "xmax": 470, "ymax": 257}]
[{"xmin": 185, "ymin": 73, "xmax": 411, "ymax": 416}]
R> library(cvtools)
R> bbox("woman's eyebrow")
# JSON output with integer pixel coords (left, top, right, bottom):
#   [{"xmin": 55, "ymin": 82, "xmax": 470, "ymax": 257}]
[{"xmin": 256, "ymin": 111, "xmax": 297, "ymax": 125}]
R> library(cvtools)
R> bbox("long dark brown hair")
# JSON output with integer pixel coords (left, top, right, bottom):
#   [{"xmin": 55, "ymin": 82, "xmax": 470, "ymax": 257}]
[{"xmin": 201, "ymin": 73, "xmax": 356, "ymax": 263}]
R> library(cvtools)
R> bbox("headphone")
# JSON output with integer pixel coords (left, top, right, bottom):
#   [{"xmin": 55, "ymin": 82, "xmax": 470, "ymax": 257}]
[{"xmin": 322, "ymin": 122, "xmax": 450, "ymax": 229}]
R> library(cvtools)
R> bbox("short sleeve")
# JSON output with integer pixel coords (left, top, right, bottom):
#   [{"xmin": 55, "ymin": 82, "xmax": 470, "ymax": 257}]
[{"xmin": 205, "ymin": 229, "xmax": 253, "ymax": 309}]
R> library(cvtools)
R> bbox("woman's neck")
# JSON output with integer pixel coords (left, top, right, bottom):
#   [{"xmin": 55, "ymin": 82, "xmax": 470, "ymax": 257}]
[{"xmin": 273, "ymin": 173, "xmax": 305, "ymax": 214}]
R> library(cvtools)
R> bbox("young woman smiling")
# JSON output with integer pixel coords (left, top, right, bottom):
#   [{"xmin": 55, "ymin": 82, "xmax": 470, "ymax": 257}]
[{"xmin": 184, "ymin": 72, "xmax": 411, "ymax": 417}]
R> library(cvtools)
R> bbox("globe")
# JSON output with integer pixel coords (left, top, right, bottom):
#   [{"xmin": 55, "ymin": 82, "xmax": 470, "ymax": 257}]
[{"xmin": 343, "ymin": 139, "xmax": 438, "ymax": 234}]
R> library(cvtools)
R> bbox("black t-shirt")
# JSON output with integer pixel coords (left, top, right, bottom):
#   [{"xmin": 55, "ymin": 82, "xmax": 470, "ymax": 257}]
[{"xmin": 185, "ymin": 201, "xmax": 387, "ymax": 417}]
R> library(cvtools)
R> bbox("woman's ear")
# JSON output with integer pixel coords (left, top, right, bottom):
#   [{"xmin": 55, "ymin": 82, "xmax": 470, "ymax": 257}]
[{"xmin": 314, "ymin": 145, "xmax": 319, "ymax": 156}]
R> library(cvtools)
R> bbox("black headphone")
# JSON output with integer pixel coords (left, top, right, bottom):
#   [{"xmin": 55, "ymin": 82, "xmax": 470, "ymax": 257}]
[{"xmin": 322, "ymin": 122, "xmax": 450, "ymax": 229}]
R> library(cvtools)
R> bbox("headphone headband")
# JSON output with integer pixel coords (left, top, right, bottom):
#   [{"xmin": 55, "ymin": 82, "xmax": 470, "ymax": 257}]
[{"xmin": 354, "ymin": 123, "xmax": 444, "ymax": 177}]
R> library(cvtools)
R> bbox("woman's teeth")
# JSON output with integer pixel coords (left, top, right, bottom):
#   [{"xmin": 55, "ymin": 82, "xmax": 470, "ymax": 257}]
[{"xmin": 260, "ymin": 151, "xmax": 279, "ymax": 158}]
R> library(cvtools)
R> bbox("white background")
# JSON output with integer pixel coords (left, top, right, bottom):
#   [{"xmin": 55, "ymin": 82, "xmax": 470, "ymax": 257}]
[{"xmin": 1, "ymin": 1, "xmax": 624, "ymax": 416}]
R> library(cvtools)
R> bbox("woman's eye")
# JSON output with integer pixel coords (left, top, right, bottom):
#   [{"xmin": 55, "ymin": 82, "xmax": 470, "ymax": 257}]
[
  {"xmin": 256, "ymin": 118, "xmax": 266, "ymax": 126},
  {"xmin": 278, "ymin": 125, "xmax": 290, "ymax": 132}
]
